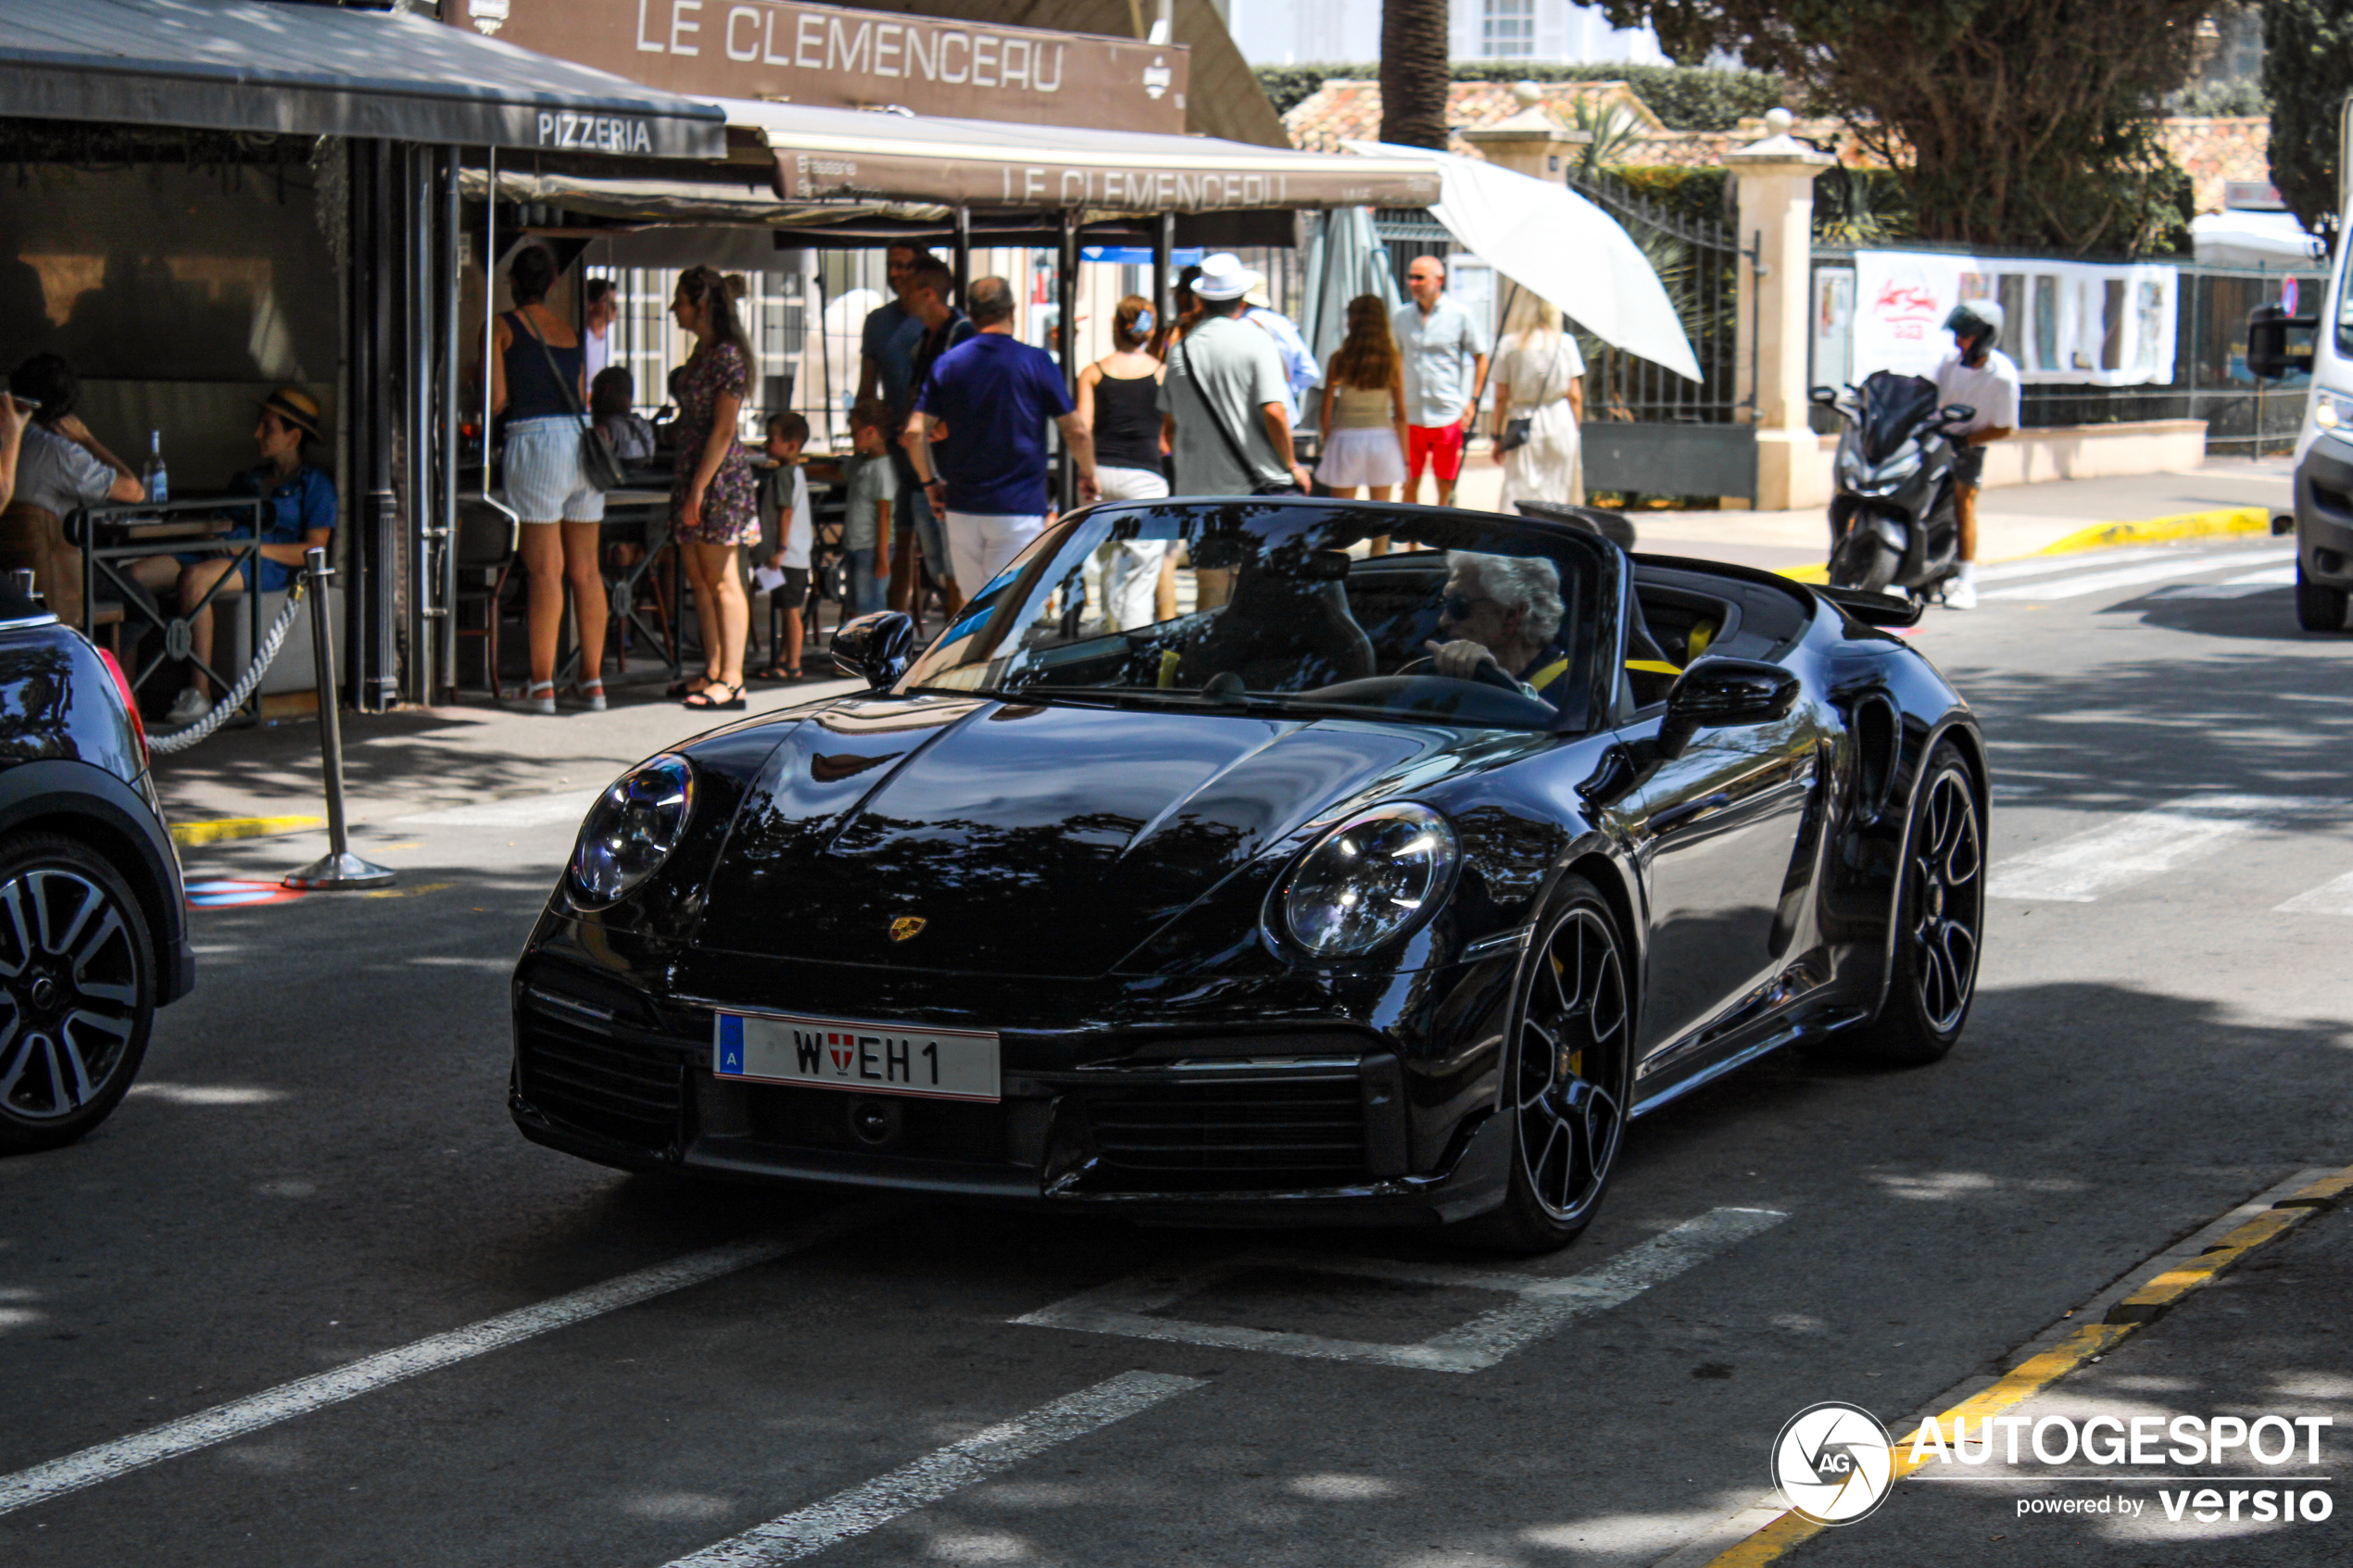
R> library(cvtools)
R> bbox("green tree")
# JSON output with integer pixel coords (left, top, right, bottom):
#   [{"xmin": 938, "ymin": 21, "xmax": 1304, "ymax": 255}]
[
  {"xmin": 1379, "ymin": 0, "xmax": 1452, "ymax": 149},
  {"xmin": 2264, "ymin": 0, "xmax": 2353, "ymax": 237},
  {"xmin": 1599, "ymin": 0, "xmax": 2208, "ymax": 254}
]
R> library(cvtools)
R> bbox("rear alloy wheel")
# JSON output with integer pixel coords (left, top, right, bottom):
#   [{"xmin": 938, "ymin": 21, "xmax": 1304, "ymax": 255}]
[
  {"xmin": 0, "ymin": 834, "xmax": 157, "ymax": 1154},
  {"xmin": 1466, "ymin": 878, "xmax": 1630, "ymax": 1253},
  {"xmin": 1842, "ymin": 747, "xmax": 1982, "ymax": 1066},
  {"xmin": 2295, "ymin": 559, "xmax": 2349, "ymax": 632}
]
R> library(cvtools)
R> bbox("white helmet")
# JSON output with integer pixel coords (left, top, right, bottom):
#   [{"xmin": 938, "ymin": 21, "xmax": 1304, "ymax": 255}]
[{"xmin": 1944, "ymin": 300, "xmax": 2004, "ymax": 351}]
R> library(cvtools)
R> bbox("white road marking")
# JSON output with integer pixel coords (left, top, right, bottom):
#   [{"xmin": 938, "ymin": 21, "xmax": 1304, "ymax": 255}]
[
  {"xmin": 1971, "ymin": 546, "xmax": 2186, "ymax": 584},
  {"xmin": 2277, "ymin": 869, "xmax": 2353, "ymax": 915},
  {"xmin": 0, "ymin": 1204, "xmax": 881, "ymax": 1518},
  {"xmin": 1977, "ymin": 546, "xmax": 2294, "ymax": 602},
  {"xmin": 1988, "ymin": 795, "xmax": 2347, "ymax": 903},
  {"xmin": 661, "ymin": 1371, "xmax": 1202, "ymax": 1568},
  {"xmin": 2144, "ymin": 566, "xmax": 2298, "ymax": 599},
  {"xmin": 390, "ymin": 787, "xmax": 601, "ymax": 829},
  {"xmin": 1013, "ymin": 1207, "xmax": 1787, "ymax": 1374}
]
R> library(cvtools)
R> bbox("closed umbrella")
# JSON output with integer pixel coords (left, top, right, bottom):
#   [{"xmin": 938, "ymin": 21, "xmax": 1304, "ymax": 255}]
[
  {"xmin": 1302, "ymin": 206, "xmax": 1400, "ymax": 372},
  {"xmin": 1343, "ymin": 140, "xmax": 1702, "ymax": 383}
]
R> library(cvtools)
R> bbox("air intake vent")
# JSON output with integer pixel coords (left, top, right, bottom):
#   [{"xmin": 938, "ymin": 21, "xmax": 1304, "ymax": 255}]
[
  {"xmin": 1074, "ymin": 1069, "xmax": 1370, "ymax": 1192},
  {"xmin": 516, "ymin": 1010, "xmax": 685, "ymax": 1154}
]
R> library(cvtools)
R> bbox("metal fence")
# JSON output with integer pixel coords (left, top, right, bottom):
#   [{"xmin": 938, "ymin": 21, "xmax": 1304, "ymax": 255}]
[
  {"xmin": 1810, "ymin": 252, "xmax": 2330, "ymax": 456},
  {"xmin": 1562, "ymin": 172, "xmax": 1744, "ymax": 427}
]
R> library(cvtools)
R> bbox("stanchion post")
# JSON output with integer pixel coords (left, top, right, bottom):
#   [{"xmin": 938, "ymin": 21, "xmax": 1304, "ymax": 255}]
[{"xmin": 283, "ymin": 547, "xmax": 395, "ymax": 891}]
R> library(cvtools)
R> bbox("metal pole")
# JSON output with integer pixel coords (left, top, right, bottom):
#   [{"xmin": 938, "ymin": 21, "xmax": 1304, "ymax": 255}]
[
  {"xmin": 953, "ymin": 206, "xmax": 972, "ymax": 305},
  {"xmin": 441, "ymin": 146, "xmax": 462, "ymax": 696},
  {"xmin": 410, "ymin": 144, "xmax": 439, "ymax": 706},
  {"xmin": 284, "ymin": 547, "xmax": 394, "ymax": 890},
  {"xmin": 1154, "ymin": 211, "xmax": 1174, "ymax": 335},
  {"xmin": 483, "ymin": 147, "xmax": 497, "ymax": 485},
  {"xmin": 1057, "ymin": 210, "xmax": 1079, "ymax": 512}
]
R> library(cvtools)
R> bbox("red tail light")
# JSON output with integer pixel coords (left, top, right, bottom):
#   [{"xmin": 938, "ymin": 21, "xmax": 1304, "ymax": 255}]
[{"xmin": 96, "ymin": 646, "xmax": 150, "ymax": 769}]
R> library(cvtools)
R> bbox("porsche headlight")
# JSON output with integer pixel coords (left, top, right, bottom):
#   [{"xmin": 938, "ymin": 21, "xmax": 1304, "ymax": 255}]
[
  {"xmin": 569, "ymin": 754, "xmax": 695, "ymax": 908},
  {"xmin": 1278, "ymin": 803, "xmax": 1458, "ymax": 958}
]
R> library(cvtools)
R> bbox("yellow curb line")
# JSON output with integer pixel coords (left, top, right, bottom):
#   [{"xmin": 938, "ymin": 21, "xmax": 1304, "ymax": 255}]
[
  {"xmin": 1701, "ymin": 1161, "xmax": 2353, "ymax": 1567},
  {"xmin": 170, "ymin": 815, "xmax": 324, "ymax": 847},
  {"xmin": 360, "ymin": 882, "xmax": 450, "ymax": 900},
  {"xmin": 1773, "ymin": 504, "xmax": 2276, "ymax": 586}
]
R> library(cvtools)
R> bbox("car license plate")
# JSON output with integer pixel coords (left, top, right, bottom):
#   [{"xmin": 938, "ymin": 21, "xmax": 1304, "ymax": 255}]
[{"xmin": 711, "ymin": 1011, "xmax": 1000, "ymax": 1102}]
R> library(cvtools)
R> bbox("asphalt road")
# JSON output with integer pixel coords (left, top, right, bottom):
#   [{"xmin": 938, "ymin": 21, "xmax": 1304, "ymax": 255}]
[{"xmin": 3, "ymin": 537, "xmax": 2348, "ymax": 1567}]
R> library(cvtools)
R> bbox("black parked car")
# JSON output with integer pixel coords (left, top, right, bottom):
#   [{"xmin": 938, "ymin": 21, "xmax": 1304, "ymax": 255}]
[
  {"xmin": 512, "ymin": 499, "xmax": 1984, "ymax": 1250},
  {"xmin": 0, "ymin": 577, "xmax": 193, "ymax": 1153}
]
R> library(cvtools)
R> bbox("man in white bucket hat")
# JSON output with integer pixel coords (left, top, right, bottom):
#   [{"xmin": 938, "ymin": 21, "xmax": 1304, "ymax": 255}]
[{"xmin": 1158, "ymin": 253, "xmax": 1312, "ymax": 497}]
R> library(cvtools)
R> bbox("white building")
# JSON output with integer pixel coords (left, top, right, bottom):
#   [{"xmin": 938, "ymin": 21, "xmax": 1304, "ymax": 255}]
[{"xmin": 1222, "ymin": 0, "xmax": 1667, "ymax": 69}]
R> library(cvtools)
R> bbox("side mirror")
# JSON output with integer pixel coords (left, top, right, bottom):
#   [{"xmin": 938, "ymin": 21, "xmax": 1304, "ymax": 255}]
[
  {"xmin": 1655, "ymin": 657, "xmax": 1801, "ymax": 760},
  {"xmin": 2246, "ymin": 302, "xmax": 2316, "ymax": 382},
  {"xmin": 1809, "ymin": 385, "xmax": 1841, "ymax": 408},
  {"xmin": 1936, "ymin": 403, "xmax": 1976, "ymax": 428},
  {"xmin": 831, "ymin": 610, "xmax": 916, "ymax": 692}
]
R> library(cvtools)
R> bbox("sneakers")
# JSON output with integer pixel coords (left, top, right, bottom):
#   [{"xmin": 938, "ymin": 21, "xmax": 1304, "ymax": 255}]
[
  {"xmin": 1943, "ymin": 562, "xmax": 1979, "ymax": 611},
  {"xmin": 163, "ymin": 687, "xmax": 209, "ymax": 727}
]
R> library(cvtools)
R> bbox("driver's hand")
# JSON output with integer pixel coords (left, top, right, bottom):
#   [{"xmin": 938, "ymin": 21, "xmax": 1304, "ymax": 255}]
[{"xmin": 1424, "ymin": 638, "xmax": 1500, "ymax": 681}]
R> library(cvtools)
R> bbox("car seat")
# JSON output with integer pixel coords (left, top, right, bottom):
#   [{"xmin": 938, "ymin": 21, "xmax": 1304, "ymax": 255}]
[{"xmin": 1173, "ymin": 551, "xmax": 1376, "ymax": 691}]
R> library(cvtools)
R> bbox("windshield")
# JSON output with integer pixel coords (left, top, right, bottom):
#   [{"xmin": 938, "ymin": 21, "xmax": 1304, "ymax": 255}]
[{"xmin": 900, "ymin": 499, "xmax": 1613, "ymax": 732}]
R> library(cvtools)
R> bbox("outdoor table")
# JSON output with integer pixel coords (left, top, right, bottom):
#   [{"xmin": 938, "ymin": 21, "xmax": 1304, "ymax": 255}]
[
  {"xmin": 75, "ymin": 495, "xmax": 269, "ymax": 721},
  {"xmin": 591, "ymin": 485, "xmax": 679, "ymax": 681}
]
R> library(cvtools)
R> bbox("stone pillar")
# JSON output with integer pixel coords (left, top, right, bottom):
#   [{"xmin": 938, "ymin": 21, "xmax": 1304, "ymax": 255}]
[
  {"xmin": 1723, "ymin": 109, "xmax": 1834, "ymax": 512},
  {"xmin": 1457, "ymin": 82, "xmax": 1592, "ymax": 183}
]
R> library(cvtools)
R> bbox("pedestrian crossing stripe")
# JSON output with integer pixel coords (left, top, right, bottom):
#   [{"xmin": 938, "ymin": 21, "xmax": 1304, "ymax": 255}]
[
  {"xmin": 1989, "ymin": 796, "xmax": 2348, "ymax": 904},
  {"xmin": 185, "ymin": 879, "xmax": 308, "ymax": 909}
]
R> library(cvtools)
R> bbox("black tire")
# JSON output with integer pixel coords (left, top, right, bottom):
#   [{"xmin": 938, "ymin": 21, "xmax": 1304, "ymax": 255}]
[
  {"xmin": 0, "ymin": 833, "xmax": 158, "ymax": 1154},
  {"xmin": 1463, "ymin": 877, "xmax": 1632, "ymax": 1254},
  {"xmin": 2295, "ymin": 559, "xmax": 2349, "ymax": 632},
  {"xmin": 1840, "ymin": 746, "xmax": 1982, "ymax": 1066},
  {"xmin": 1831, "ymin": 530, "xmax": 1899, "ymax": 595}
]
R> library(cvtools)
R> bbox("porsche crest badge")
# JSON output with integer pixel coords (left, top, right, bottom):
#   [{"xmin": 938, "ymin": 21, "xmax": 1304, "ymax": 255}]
[{"xmin": 889, "ymin": 916, "xmax": 928, "ymax": 943}]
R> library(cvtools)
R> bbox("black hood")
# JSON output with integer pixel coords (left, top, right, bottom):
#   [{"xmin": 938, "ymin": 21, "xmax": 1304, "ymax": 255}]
[{"xmin": 690, "ymin": 697, "xmax": 1428, "ymax": 977}]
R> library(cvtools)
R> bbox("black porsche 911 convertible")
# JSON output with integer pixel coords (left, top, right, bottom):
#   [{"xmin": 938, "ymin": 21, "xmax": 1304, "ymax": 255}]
[{"xmin": 511, "ymin": 498, "xmax": 1984, "ymax": 1250}]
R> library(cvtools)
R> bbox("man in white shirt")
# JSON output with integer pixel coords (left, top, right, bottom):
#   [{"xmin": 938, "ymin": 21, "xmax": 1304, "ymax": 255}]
[
  {"xmin": 1931, "ymin": 300, "xmax": 2020, "ymax": 610},
  {"xmin": 1241, "ymin": 277, "xmax": 1320, "ymax": 422},
  {"xmin": 583, "ymin": 278, "xmax": 616, "ymax": 382}
]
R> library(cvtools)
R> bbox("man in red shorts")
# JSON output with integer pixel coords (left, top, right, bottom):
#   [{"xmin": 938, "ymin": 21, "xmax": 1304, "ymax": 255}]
[{"xmin": 1392, "ymin": 256, "xmax": 1491, "ymax": 508}]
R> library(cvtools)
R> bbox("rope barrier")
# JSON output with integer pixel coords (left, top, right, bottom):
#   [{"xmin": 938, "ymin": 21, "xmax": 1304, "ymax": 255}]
[{"xmin": 146, "ymin": 583, "xmax": 308, "ymax": 756}]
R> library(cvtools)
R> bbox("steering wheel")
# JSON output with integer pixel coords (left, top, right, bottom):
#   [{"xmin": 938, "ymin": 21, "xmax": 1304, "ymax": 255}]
[{"xmin": 1397, "ymin": 652, "xmax": 1526, "ymax": 695}]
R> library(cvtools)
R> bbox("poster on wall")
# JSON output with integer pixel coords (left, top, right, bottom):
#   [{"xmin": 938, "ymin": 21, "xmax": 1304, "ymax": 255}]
[{"xmin": 1852, "ymin": 250, "xmax": 2178, "ymax": 387}]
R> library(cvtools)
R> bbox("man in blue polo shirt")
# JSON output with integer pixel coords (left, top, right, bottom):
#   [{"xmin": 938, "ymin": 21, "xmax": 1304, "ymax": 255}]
[{"xmin": 906, "ymin": 276, "xmax": 1099, "ymax": 595}]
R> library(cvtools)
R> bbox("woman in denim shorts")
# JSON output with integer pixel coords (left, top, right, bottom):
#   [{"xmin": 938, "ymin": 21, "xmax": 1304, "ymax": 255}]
[{"xmin": 493, "ymin": 244, "xmax": 608, "ymax": 714}]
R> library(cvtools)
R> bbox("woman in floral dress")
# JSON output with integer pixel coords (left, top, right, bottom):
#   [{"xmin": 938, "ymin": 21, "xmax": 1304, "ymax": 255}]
[{"xmin": 669, "ymin": 266, "xmax": 758, "ymax": 710}]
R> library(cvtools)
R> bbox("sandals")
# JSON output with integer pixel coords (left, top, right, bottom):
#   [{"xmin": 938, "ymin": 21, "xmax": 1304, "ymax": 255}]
[
  {"xmin": 665, "ymin": 672, "xmax": 712, "ymax": 699},
  {"xmin": 681, "ymin": 680, "xmax": 746, "ymax": 711},
  {"xmin": 523, "ymin": 680, "xmax": 556, "ymax": 717},
  {"xmin": 747, "ymin": 663, "xmax": 803, "ymax": 684},
  {"xmin": 570, "ymin": 678, "xmax": 608, "ymax": 713}
]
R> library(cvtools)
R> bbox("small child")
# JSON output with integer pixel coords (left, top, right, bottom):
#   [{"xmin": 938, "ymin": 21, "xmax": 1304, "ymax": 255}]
[
  {"xmin": 589, "ymin": 366, "xmax": 655, "ymax": 464},
  {"xmin": 749, "ymin": 411, "xmax": 812, "ymax": 682},
  {"xmin": 836, "ymin": 398, "xmax": 896, "ymax": 617}
]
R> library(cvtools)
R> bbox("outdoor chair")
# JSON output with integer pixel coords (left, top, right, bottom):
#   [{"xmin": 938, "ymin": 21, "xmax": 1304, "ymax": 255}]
[{"xmin": 453, "ymin": 496, "xmax": 518, "ymax": 700}]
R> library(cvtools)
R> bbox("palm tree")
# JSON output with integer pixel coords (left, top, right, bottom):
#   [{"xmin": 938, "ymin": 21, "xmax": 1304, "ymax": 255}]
[{"xmin": 1379, "ymin": 0, "xmax": 1451, "ymax": 149}]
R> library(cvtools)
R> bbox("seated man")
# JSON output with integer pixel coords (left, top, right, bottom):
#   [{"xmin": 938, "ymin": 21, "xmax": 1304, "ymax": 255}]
[
  {"xmin": 132, "ymin": 388, "xmax": 333, "ymax": 725},
  {"xmin": 4, "ymin": 354, "xmax": 145, "ymax": 626},
  {"xmin": 1423, "ymin": 550, "xmax": 1573, "ymax": 709}
]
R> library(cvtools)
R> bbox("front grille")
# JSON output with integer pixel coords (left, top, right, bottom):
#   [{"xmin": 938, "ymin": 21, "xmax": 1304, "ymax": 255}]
[
  {"xmin": 1075, "ymin": 1069, "xmax": 1371, "ymax": 1192},
  {"xmin": 516, "ymin": 1009, "xmax": 686, "ymax": 1154}
]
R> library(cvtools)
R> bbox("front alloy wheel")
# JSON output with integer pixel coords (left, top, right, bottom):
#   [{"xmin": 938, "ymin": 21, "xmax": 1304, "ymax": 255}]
[
  {"xmin": 1468, "ymin": 878, "xmax": 1630, "ymax": 1253},
  {"xmin": 1844, "ymin": 746, "xmax": 1982, "ymax": 1065},
  {"xmin": 0, "ymin": 834, "xmax": 157, "ymax": 1153}
]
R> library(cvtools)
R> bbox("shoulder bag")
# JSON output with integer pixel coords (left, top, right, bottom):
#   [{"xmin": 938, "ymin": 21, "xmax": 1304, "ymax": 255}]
[
  {"xmin": 1173, "ymin": 334, "xmax": 1303, "ymax": 496},
  {"xmin": 515, "ymin": 311, "xmax": 626, "ymax": 494},
  {"xmin": 1496, "ymin": 335, "xmax": 1568, "ymax": 458}
]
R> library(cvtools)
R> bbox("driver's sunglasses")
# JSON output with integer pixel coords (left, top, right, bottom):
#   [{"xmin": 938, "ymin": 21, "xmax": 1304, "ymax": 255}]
[{"xmin": 1441, "ymin": 593, "xmax": 1492, "ymax": 621}]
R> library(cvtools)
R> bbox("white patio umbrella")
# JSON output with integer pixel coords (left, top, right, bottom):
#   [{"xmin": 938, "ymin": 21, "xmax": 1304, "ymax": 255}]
[{"xmin": 1343, "ymin": 140, "xmax": 1703, "ymax": 383}]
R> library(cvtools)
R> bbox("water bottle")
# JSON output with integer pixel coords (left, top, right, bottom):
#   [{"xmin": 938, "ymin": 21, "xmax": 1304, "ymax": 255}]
[{"xmin": 143, "ymin": 429, "xmax": 169, "ymax": 506}]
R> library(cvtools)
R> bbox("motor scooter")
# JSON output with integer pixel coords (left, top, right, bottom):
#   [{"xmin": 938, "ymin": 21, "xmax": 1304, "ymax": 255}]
[{"xmin": 1813, "ymin": 372, "xmax": 1976, "ymax": 599}]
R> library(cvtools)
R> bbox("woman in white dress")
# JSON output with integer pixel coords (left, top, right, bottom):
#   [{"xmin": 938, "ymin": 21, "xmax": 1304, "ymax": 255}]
[{"xmin": 1491, "ymin": 291, "xmax": 1586, "ymax": 511}]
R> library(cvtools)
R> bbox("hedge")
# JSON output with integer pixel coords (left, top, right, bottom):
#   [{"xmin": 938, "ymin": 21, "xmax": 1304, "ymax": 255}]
[{"xmin": 1255, "ymin": 62, "xmax": 1783, "ymax": 131}]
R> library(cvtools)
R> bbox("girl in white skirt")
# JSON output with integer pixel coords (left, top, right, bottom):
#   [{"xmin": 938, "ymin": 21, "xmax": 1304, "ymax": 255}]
[
  {"xmin": 1315, "ymin": 294, "xmax": 1409, "ymax": 499},
  {"xmin": 1491, "ymin": 291, "xmax": 1587, "ymax": 512}
]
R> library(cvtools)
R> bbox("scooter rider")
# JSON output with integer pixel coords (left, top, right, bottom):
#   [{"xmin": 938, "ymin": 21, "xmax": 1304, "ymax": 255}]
[{"xmin": 1932, "ymin": 301, "xmax": 2020, "ymax": 609}]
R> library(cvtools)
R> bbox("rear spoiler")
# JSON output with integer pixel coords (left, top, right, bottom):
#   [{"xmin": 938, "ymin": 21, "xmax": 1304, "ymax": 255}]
[{"xmin": 1813, "ymin": 584, "xmax": 1923, "ymax": 627}]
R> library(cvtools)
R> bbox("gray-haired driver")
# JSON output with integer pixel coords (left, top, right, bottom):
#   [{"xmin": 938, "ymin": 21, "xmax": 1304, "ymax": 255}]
[{"xmin": 1424, "ymin": 551, "xmax": 1574, "ymax": 708}]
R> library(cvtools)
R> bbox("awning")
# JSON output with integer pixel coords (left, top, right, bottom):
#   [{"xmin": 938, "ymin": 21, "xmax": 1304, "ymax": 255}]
[
  {"xmin": 734, "ymin": 98, "xmax": 1441, "ymax": 218},
  {"xmin": 0, "ymin": 0, "xmax": 725, "ymax": 158}
]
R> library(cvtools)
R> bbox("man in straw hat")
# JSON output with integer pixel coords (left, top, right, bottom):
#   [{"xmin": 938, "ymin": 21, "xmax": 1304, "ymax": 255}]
[{"xmin": 133, "ymin": 386, "xmax": 335, "ymax": 726}]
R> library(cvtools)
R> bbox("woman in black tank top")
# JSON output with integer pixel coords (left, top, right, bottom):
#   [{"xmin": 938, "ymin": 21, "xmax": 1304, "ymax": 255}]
[{"xmin": 1075, "ymin": 296, "xmax": 1176, "ymax": 629}]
